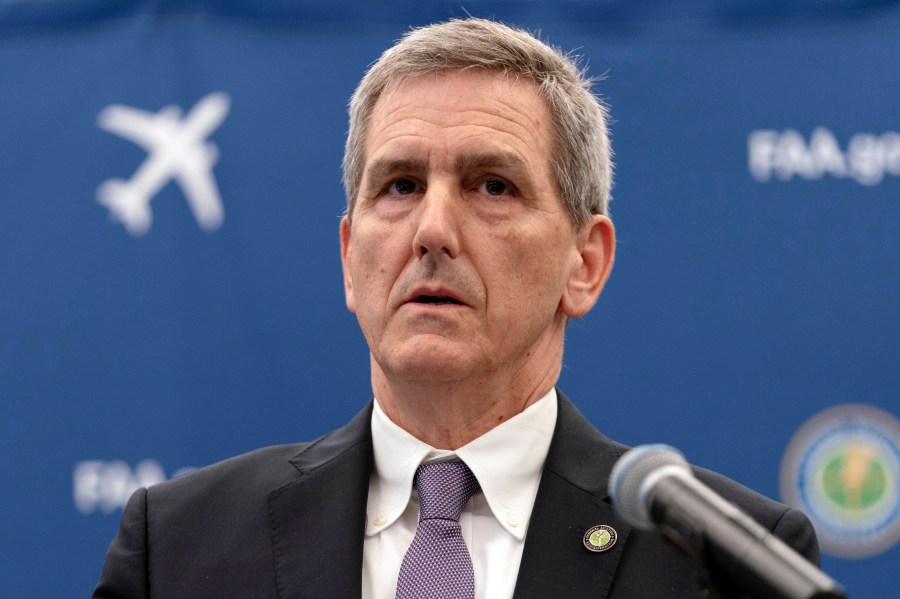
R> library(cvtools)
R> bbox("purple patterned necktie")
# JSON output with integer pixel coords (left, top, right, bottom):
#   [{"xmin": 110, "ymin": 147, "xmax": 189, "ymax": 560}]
[{"xmin": 395, "ymin": 461, "xmax": 480, "ymax": 599}]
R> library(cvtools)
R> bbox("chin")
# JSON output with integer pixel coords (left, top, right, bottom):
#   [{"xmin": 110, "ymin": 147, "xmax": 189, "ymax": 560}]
[{"xmin": 379, "ymin": 338, "xmax": 482, "ymax": 383}]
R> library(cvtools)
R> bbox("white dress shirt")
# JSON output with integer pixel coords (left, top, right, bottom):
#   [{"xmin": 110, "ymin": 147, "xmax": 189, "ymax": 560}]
[{"xmin": 361, "ymin": 389, "xmax": 558, "ymax": 599}]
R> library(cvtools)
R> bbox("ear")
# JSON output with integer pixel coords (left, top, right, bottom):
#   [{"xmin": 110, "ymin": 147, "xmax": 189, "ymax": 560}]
[
  {"xmin": 561, "ymin": 214, "xmax": 615, "ymax": 318},
  {"xmin": 339, "ymin": 215, "xmax": 357, "ymax": 313}
]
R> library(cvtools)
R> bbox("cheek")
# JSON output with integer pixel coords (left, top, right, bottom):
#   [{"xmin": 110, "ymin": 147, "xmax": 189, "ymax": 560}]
[
  {"xmin": 485, "ymin": 238, "xmax": 567, "ymax": 307},
  {"xmin": 351, "ymin": 233, "xmax": 404, "ymax": 304},
  {"xmin": 521, "ymin": 239, "xmax": 574, "ymax": 304}
]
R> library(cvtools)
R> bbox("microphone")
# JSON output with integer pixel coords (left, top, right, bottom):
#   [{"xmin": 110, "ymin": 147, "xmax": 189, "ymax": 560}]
[{"xmin": 609, "ymin": 444, "xmax": 846, "ymax": 599}]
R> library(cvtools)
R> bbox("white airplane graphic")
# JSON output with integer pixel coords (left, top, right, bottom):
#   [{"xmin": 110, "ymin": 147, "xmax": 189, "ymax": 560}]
[{"xmin": 96, "ymin": 92, "xmax": 230, "ymax": 236}]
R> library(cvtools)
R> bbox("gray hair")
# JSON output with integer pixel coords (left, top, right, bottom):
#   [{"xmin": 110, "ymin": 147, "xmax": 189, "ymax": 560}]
[{"xmin": 342, "ymin": 17, "xmax": 613, "ymax": 226}]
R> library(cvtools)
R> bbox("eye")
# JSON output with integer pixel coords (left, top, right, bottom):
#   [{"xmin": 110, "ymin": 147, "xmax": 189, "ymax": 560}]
[
  {"xmin": 389, "ymin": 178, "xmax": 418, "ymax": 195},
  {"xmin": 481, "ymin": 178, "xmax": 510, "ymax": 196}
]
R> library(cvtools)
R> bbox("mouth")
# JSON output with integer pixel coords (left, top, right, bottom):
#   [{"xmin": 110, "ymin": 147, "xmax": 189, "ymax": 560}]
[
  {"xmin": 409, "ymin": 294, "xmax": 463, "ymax": 306},
  {"xmin": 405, "ymin": 286, "xmax": 466, "ymax": 308}
]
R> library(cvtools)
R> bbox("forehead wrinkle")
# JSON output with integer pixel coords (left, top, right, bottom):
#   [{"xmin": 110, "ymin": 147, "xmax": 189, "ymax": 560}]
[
  {"xmin": 450, "ymin": 106, "xmax": 547, "ymax": 149},
  {"xmin": 375, "ymin": 101, "xmax": 546, "ymax": 158},
  {"xmin": 365, "ymin": 115, "xmax": 435, "ymax": 158}
]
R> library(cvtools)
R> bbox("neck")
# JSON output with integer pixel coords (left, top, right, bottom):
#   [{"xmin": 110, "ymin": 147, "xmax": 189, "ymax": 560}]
[{"xmin": 370, "ymin": 339, "xmax": 563, "ymax": 450}]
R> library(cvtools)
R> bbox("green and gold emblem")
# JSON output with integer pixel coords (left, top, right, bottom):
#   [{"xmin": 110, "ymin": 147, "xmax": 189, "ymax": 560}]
[{"xmin": 583, "ymin": 524, "xmax": 617, "ymax": 552}]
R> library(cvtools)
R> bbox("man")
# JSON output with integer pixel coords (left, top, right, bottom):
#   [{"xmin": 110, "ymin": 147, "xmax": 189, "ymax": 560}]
[{"xmin": 94, "ymin": 18, "xmax": 818, "ymax": 598}]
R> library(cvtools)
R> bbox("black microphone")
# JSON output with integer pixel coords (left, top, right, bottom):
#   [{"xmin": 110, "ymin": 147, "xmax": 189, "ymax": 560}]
[{"xmin": 609, "ymin": 444, "xmax": 846, "ymax": 599}]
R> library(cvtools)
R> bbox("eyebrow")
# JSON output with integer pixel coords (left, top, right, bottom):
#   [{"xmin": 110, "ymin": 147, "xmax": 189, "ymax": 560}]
[{"xmin": 454, "ymin": 151, "xmax": 528, "ymax": 173}]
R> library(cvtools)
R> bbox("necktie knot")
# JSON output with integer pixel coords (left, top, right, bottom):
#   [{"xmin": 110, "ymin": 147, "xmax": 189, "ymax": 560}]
[{"xmin": 415, "ymin": 460, "xmax": 480, "ymax": 522}]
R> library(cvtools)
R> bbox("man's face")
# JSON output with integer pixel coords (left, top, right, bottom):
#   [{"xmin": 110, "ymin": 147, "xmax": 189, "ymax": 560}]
[{"xmin": 341, "ymin": 70, "xmax": 603, "ymax": 386}]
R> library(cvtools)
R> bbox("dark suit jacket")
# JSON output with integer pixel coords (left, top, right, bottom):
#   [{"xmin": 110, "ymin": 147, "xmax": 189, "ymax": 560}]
[{"xmin": 93, "ymin": 392, "xmax": 819, "ymax": 598}]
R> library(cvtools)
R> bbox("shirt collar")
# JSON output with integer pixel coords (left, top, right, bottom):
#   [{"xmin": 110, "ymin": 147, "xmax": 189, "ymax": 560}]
[{"xmin": 366, "ymin": 388, "xmax": 558, "ymax": 540}]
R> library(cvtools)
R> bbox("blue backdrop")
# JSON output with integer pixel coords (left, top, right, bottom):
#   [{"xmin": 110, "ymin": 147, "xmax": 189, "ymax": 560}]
[{"xmin": 2, "ymin": 1, "xmax": 898, "ymax": 596}]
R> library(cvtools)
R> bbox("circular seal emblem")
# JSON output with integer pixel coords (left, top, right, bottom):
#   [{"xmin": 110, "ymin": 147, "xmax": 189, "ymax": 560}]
[
  {"xmin": 583, "ymin": 524, "xmax": 617, "ymax": 552},
  {"xmin": 780, "ymin": 404, "xmax": 900, "ymax": 558}
]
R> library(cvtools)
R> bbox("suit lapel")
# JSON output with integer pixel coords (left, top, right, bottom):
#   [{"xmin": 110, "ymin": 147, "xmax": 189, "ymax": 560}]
[
  {"xmin": 267, "ymin": 404, "xmax": 374, "ymax": 599},
  {"xmin": 513, "ymin": 392, "xmax": 633, "ymax": 599}
]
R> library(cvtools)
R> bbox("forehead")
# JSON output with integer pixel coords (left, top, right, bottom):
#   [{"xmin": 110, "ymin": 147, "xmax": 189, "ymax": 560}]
[{"xmin": 365, "ymin": 70, "xmax": 555, "ymax": 168}]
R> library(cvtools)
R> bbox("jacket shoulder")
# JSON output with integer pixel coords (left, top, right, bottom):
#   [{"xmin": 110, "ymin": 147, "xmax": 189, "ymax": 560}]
[
  {"xmin": 693, "ymin": 465, "xmax": 820, "ymax": 563},
  {"xmin": 151, "ymin": 442, "xmax": 311, "ymax": 503},
  {"xmin": 150, "ymin": 401, "xmax": 374, "ymax": 505}
]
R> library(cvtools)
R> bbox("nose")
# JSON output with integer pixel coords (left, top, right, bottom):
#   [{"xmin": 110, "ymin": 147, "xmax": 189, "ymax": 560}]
[{"xmin": 412, "ymin": 184, "xmax": 460, "ymax": 259}]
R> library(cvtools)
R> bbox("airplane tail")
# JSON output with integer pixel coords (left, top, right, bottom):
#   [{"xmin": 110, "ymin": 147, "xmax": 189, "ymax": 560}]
[{"xmin": 96, "ymin": 179, "xmax": 152, "ymax": 236}]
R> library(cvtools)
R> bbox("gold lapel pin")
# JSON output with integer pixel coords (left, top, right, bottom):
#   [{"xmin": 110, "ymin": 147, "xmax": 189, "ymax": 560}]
[{"xmin": 583, "ymin": 524, "xmax": 617, "ymax": 552}]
